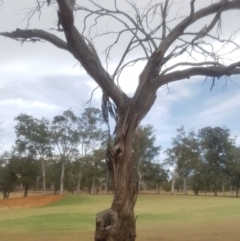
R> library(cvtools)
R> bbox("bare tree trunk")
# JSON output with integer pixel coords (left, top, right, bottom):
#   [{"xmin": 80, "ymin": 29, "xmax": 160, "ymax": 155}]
[
  {"xmin": 3, "ymin": 189, "xmax": 7, "ymax": 199},
  {"xmin": 213, "ymin": 184, "xmax": 218, "ymax": 196},
  {"xmin": 171, "ymin": 169, "xmax": 177, "ymax": 195},
  {"xmin": 23, "ymin": 185, "xmax": 29, "ymax": 197},
  {"xmin": 222, "ymin": 181, "xmax": 225, "ymax": 196},
  {"xmin": 41, "ymin": 158, "xmax": 46, "ymax": 196},
  {"xmin": 183, "ymin": 177, "xmax": 188, "ymax": 195},
  {"xmin": 230, "ymin": 186, "xmax": 233, "ymax": 197},
  {"xmin": 236, "ymin": 174, "xmax": 240, "ymax": 198},
  {"xmin": 104, "ymin": 173, "xmax": 109, "ymax": 194},
  {"xmin": 91, "ymin": 178, "xmax": 96, "ymax": 195},
  {"xmin": 95, "ymin": 110, "xmax": 138, "ymax": 241},
  {"xmin": 60, "ymin": 158, "xmax": 65, "ymax": 195},
  {"xmin": 138, "ymin": 173, "xmax": 142, "ymax": 194},
  {"xmin": 76, "ymin": 171, "xmax": 82, "ymax": 195}
]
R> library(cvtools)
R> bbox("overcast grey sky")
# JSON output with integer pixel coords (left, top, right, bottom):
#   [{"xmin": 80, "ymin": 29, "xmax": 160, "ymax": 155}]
[{"xmin": 0, "ymin": 0, "xmax": 240, "ymax": 158}]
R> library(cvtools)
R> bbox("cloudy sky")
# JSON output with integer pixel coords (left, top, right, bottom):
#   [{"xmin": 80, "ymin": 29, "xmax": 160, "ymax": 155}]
[{"xmin": 0, "ymin": 0, "xmax": 240, "ymax": 158}]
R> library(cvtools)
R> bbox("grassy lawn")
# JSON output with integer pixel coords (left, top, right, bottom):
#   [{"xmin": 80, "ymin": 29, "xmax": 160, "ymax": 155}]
[{"xmin": 1, "ymin": 194, "xmax": 240, "ymax": 241}]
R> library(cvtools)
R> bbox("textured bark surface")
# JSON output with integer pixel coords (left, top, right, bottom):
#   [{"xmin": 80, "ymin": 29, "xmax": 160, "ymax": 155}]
[{"xmin": 95, "ymin": 105, "xmax": 139, "ymax": 241}]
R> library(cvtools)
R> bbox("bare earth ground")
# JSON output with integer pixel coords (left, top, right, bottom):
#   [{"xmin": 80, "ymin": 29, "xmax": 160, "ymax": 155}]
[{"xmin": 0, "ymin": 195, "xmax": 64, "ymax": 210}]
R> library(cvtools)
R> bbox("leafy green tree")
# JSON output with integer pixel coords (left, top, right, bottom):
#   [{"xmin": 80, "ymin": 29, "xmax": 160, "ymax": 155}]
[
  {"xmin": 14, "ymin": 114, "xmax": 51, "ymax": 195},
  {"xmin": 0, "ymin": 152, "xmax": 18, "ymax": 198},
  {"xmin": 132, "ymin": 125, "xmax": 161, "ymax": 193},
  {"xmin": 12, "ymin": 155, "xmax": 40, "ymax": 197},
  {"xmin": 226, "ymin": 146, "xmax": 240, "ymax": 197},
  {"xmin": 80, "ymin": 148, "xmax": 106, "ymax": 195},
  {"xmin": 46, "ymin": 158, "xmax": 62, "ymax": 194},
  {"xmin": 51, "ymin": 109, "xmax": 80, "ymax": 195},
  {"xmin": 165, "ymin": 127, "xmax": 200, "ymax": 195},
  {"xmin": 199, "ymin": 126, "xmax": 234, "ymax": 196},
  {"xmin": 144, "ymin": 162, "xmax": 169, "ymax": 193},
  {"xmin": 76, "ymin": 107, "xmax": 105, "ymax": 195}
]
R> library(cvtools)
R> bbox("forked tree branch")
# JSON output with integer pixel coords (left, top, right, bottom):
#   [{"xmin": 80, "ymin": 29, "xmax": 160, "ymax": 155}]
[
  {"xmin": 56, "ymin": 0, "xmax": 127, "ymax": 108},
  {"xmin": 0, "ymin": 28, "xmax": 69, "ymax": 51},
  {"xmin": 156, "ymin": 62, "xmax": 240, "ymax": 88}
]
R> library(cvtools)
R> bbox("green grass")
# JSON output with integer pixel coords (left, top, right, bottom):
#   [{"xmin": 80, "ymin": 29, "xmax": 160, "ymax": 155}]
[
  {"xmin": 0, "ymin": 195, "xmax": 111, "ymax": 234},
  {"xmin": 1, "ymin": 194, "xmax": 240, "ymax": 241}
]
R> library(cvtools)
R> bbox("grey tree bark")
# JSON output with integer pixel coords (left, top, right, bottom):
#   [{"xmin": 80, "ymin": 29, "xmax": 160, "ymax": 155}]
[
  {"xmin": 183, "ymin": 177, "xmax": 188, "ymax": 195},
  {"xmin": 41, "ymin": 158, "xmax": 46, "ymax": 196},
  {"xmin": 60, "ymin": 157, "xmax": 65, "ymax": 195},
  {"xmin": 171, "ymin": 169, "xmax": 178, "ymax": 195},
  {"xmin": 76, "ymin": 171, "xmax": 82, "ymax": 195}
]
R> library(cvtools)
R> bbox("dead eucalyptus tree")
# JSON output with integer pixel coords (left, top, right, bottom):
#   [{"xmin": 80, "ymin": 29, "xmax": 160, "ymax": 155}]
[{"xmin": 1, "ymin": 0, "xmax": 240, "ymax": 240}]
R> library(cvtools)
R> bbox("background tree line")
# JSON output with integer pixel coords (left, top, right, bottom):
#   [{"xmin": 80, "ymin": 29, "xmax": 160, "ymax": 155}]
[
  {"xmin": 0, "ymin": 110, "xmax": 239, "ymax": 198},
  {"xmin": 166, "ymin": 126, "xmax": 240, "ymax": 197},
  {"xmin": 0, "ymin": 108, "xmax": 166, "ymax": 198}
]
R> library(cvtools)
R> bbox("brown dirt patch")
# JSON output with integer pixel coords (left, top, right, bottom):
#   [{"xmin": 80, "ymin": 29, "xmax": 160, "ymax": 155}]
[{"xmin": 0, "ymin": 195, "xmax": 64, "ymax": 210}]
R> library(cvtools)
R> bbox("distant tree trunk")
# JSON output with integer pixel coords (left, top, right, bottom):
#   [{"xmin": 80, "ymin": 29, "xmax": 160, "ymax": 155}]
[
  {"xmin": 183, "ymin": 177, "xmax": 188, "ymax": 195},
  {"xmin": 104, "ymin": 173, "xmax": 109, "ymax": 194},
  {"xmin": 236, "ymin": 174, "xmax": 240, "ymax": 198},
  {"xmin": 222, "ymin": 181, "xmax": 225, "ymax": 196},
  {"xmin": 137, "ymin": 170, "xmax": 144, "ymax": 194},
  {"xmin": 213, "ymin": 184, "xmax": 218, "ymax": 196},
  {"xmin": 3, "ymin": 189, "xmax": 7, "ymax": 199},
  {"xmin": 157, "ymin": 184, "xmax": 160, "ymax": 194},
  {"xmin": 60, "ymin": 157, "xmax": 65, "ymax": 195},
  {"xmin": 3, "ymin": 190, "xmax": 10, "ymax": 199},
  {"xmin": 23, "ymin": 185, "xmax": 29, "ymax": 197},
  {"xmin": 41, "ymin": 158, "xmax": 46, "ymax": 196},
  {"xmin": 76, "ymin": 171, "xmax": 82, "ymax": 195},
  {"xmin": 54, "ymin": 187, "xmax": 58, "ymax": 195},
  {"xmin": 171, "ymin": 169, "xmax": 177, "ymax": 195},
  {"xmin": 91, "ymin": 178, "xmax": 96, "ymax": 195},
  {"xmin": 230, "ymin": 186, "xmax": 233, "ymax": 197}
]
